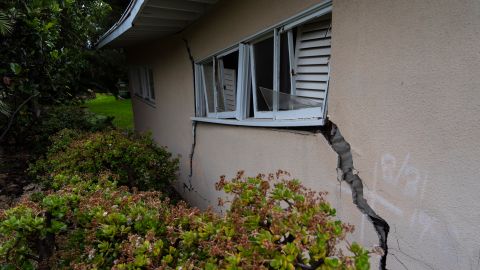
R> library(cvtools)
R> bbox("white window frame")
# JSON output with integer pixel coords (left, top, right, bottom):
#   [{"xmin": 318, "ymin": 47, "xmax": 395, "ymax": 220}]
[
  {"xmin": 193, "ymin": 1, "xmax": 332, "ymax": 127},
  {"xmin": 129, "ymin": 66, "xmax": 155, "ymax": 103},
  {"xmin": 248, "ymin": 29, "xmax": 326, "ymax": 120},
  {"xmin": 197, "ymin": 44, "xmax": 250, "ymax": 120}
]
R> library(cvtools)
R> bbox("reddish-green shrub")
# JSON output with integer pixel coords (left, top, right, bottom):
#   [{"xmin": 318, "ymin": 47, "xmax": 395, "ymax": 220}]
[{"xmin": 0, "ymin": 172, "xmax": 371, "ymax": 269}]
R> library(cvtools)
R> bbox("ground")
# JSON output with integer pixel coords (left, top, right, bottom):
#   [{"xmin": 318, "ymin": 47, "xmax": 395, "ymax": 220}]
[
  {"xmin": 85, "ymin": 93, "xmax": 133, "ymax": 129},
  {"xmin": 0, "ymin": 150, "xmax": 38, "ymax": 209}
]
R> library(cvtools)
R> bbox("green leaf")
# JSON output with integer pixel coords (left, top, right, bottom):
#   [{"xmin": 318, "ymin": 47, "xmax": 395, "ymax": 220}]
[
  {"xmin": 49, "ymin": 219, "xmax": 67, "ymax": 232},
  {"xmin": 325, "ymin": 257, "xmax": 340, "ymax": 268},
  {"xmin": 44, "ymin": 21, "xmax": 56, "ymax": 30},
  {"xmin": 0, "ymin": 12, "xmax": 13, "ymax": 35},
  {"xmin": 9, "ymin": 63, "xmax": 21, "ymax": 75},
  {"xmin": 205, "ymin": 263, "xmax": 218, "ymax": 270}
]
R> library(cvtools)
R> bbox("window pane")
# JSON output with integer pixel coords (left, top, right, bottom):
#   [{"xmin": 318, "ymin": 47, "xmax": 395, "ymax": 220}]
[
  {"xmin": 129, "ymin": 68, "xmax": 140, "ymax": 96},
  {"xmin": 259, "ymin": 87, "xmax": 322, "ymax": 110},
  {"xmin": 279, "ymin": 31, "xmax": 294, "ymax": 111},
  {"xmin": 216, "ymin": 51, "xmax": 238, "ymax": 113},
  {"xmin": 137, "ymin": 68, "xmax": 144, "ymax": 96},
  {"xmin": 148, "ymin": 68, "xmax": 155, "ymax": 100},
  {"xmin": 202, "ymin": 61, "xmax": 215, "ymax": 113},
  {"xmin": 252, "ymin": 37, "xmax": 274, "ymax": 112},
  {"xmin": 279, "ymin": 31, "xmax": 292, "ymax": 96}
]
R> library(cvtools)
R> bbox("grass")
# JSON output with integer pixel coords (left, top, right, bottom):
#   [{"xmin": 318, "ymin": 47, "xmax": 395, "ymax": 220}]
[{"xmin": 85, "ymin": 93, "xmax": 133, "ymax": 129}]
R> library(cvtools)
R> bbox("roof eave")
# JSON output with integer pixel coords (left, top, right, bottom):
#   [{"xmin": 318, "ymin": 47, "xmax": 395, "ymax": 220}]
[{"xmin": 95, "ymin": 0, "xmax": 218, "ymax": 49}]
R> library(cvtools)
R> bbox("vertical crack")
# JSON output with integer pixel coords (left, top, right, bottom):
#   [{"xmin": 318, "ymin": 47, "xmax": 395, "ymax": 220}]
[
  {"xmin": 320, "ymin": 120, "xmax": 390, "ymax": 269},
  {"xmin": 183, "ymin": 38, "xmax": 197, "ymax": 192}
]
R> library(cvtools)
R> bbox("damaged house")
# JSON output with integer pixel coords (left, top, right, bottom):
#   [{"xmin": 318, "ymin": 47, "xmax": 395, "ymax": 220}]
[{"xmin": 96, "ymin": 0, "xmax": 480, "ymax": 269}]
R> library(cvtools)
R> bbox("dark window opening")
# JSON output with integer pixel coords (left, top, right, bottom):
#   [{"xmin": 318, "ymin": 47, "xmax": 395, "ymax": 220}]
[{"xmin": 252, "ymin": 37, "xmax": 274, "ymax": 112}]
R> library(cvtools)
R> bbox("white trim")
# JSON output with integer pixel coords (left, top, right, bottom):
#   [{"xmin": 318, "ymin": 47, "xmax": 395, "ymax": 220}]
[
  {"xmin": 217, "ymin": 46, "xmax": 239, "ymax": 58},
  {"xmin": 194, "ymin": 64, "xmax": 205, "ymax": 116},
  {"xmin": 96, "ymin": 0, "xmax": 146, "ymax": 48},
  {"xmin": 216, "ymin": 111, "xmax": 237, "ymax": 118},
  {"xmin": 280, "ymin": 5, "xmax": 333, "ymax": 32},
  {"xmin": 274, "ymin": 107, "xmax": 322, "ymax": 120},
  {"xmin": 287, "ymin": 30, "xmax": 296, "ymax": 95},
  {"xmin": 212, "ymin": 57, "xmax": 218, "ymax": 116},
  {"xmin": 200, "ymin": 64, "xmax": 216, "ymax": 118},
  {"xmin": 255, "ymin": 111, "xmax": 274, "ymax": 119},
  {"xmin": 249, "ymin": 44, "xmax": 259, "ymax": 117},
  {"xmin": 323, "ymin": 63, "xmax": 331, "ymax": 119},
  {"xmin": 191, "ymin": 117, "xmax": 325, "ymax": 127},
  {"xmin": 236, "ymin": 43, "xmax": 250, "ymax": 120},
  {"xmin": 273, "ymin": 28, "xmax": 280, "ymax": 116}
]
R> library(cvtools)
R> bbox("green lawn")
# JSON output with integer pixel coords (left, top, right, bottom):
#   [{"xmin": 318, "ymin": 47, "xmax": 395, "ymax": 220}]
[{"xmin": 86, "ymin": 94, "xmax": 133, "ymax": 129}]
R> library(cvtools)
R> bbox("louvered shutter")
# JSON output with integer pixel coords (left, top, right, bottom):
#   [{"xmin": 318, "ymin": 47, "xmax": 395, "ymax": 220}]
[
  {"xmin": 294, "ymin": 19, "xmax": 331, "ymax": 104},
  {"xmin": 222, "ymin": 68, "xmax": 236, "ymax": 111}
]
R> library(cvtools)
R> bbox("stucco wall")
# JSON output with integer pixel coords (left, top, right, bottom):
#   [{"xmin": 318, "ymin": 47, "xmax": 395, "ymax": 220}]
[{"xmin": 125, "ymin": 0, "xmax": 480, "ymax": 269}]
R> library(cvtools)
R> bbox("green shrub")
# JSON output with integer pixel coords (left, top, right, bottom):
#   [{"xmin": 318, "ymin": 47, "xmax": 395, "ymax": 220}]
[
  {"xmin": 30, "ymin": 129, "xmax": 180, "ymax": 191},
  {"xmin": 0, "ymin": 172, "xmax": 371, "ymax": 269},
  {"xmin": 6, "ymin": 105, "xmax": 114, "ymax": 154}
]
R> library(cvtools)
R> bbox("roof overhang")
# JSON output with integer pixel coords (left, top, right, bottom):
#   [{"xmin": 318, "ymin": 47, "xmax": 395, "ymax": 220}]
[{"xmin": 95, "ymin": 0, "xmax": 218, "ymax": 48}]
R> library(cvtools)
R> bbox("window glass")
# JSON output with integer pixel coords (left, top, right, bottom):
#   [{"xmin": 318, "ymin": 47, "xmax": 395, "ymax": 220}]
[
  {"xmin": 252, "ymin": 36, "xmax": 274, "ymax": 113},
  {"xmin": 202, "ymin": 61, "xmax": 215, "ymax": 113},
  {"xmin": 148, "ymin": 68, "xmax": 155, "ymax": 100},
  {"xmin": 136, "ymin": 68, "xmax": 144, "ymax": 96},
  {"xmin": 279, "ymin": 31, "xmax": 292, "ymax": 96},
  {"xmin": 279, "ymin": 31, "xmax": 293, "ymax": 111}
]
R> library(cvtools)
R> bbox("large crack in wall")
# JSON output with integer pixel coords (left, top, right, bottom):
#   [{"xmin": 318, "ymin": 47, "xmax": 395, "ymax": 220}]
[{"xmin": 319, "ymin": 120, "xmax": 390, "ymax": 270}]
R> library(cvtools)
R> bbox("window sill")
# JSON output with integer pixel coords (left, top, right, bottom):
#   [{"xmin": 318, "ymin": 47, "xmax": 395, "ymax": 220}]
[
  {"xmin": 134, "ymin": 95, "xmax": 156, "ymax": 108},
  {"xmin": 191, "ymin": 117, "xmax": 325, "ymax": 127}
]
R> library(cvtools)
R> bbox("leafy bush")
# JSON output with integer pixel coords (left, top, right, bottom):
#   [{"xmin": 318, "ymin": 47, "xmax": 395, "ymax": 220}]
[
  {"xmin": 6, "ymin": 105, "xmax": 114, "ymax": 154},
  {"xmin": 30, "ymin": 129, "xmax": 180, "ymax": 191},
  {"xmin": 0, "ymin": 172, "xmax": 371, "ymax": 269}
]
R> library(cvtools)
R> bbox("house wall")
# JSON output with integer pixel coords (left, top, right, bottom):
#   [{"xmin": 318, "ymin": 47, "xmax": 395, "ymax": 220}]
[{"xmin": 125, "ymin": 0, "xmax": 480, "ymax": 269}]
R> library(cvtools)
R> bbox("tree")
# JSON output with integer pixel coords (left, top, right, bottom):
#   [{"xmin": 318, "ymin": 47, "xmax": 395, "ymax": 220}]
[{"xmin": 0, "ymin": 0, "xmax": 127, "ymax": 143}]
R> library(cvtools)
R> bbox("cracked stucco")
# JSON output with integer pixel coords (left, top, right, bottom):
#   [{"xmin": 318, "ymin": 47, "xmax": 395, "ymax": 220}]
[{"xmin": 320, "ymin": 120, "xmax": 390, "ymax": 269}]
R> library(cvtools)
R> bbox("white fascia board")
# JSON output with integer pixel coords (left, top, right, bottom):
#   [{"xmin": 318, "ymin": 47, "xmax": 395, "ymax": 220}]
[{"xmin": 96, "ymin": 0, "xmax": 146, "ymax": 49}]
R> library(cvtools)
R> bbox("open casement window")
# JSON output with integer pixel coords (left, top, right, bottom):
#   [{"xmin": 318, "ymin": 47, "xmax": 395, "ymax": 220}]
[
  {"xmin": 128, "ymin": 66, "xmax": 155, "ymax": 102},
  {"xmin": 197, "ymin": 45, "xmax": 249, "ymax": 119},
  {"xmin": 193, "ymin": 5, "xmax": 332, "ymax": 126},
  {"xmin": 250, "ymin": 14, "xmax": 331, "ymax": 120}
]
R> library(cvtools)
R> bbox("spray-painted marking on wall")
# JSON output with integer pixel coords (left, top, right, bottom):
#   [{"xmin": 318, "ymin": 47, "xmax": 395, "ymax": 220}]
[{"xmin": 355, "ymin": 153, "xmax": 468, "ymax": 269}]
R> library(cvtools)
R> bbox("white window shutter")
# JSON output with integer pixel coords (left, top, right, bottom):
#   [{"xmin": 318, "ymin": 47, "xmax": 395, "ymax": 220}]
[
  {"xmin": 221, "ymin": 68, "xmax": 236, "ymax": 111},
  {"xmin": 236, "ymin": 43, "xmax": 250, "ymax": 120},
  {"xmin": 294, "ymin": 19, "xmax": 331, "ymax": 114}
]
